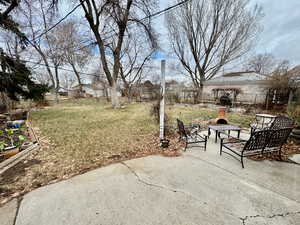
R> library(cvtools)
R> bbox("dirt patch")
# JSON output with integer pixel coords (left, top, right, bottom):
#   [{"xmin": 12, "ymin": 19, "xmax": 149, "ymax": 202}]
[{"xmin": 0, "ymin": 159, "xmax": 41, "ymax": 185}]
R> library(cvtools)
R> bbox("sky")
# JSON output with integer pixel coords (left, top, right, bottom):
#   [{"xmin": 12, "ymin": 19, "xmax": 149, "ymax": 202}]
[
  {"xmin": 153, "ymin": 0, "xmax": 300, "ymax": 80},
  {"xmin": 254, "ymin": 0, "xmax": 300, "ymax": 65},
  {"xmin": 55, "ymin": 0, "xmax": 300, "ymax": 83},
  {"xmin": 5, "ymin": 0, "xmax": 299, "ymax": 85},
  {"xmin": 158, "ymin": 0, "xmax": 300, "ymax": 66},
  {"xmin": 59, "ymin": 0, "xmax": 300, "ymax": 66}
]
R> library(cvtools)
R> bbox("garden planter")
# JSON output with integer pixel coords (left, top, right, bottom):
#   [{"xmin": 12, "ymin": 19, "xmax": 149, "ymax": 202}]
[{"xmin": 2, "ymin": 146, "xmax": 19, "ymax": 159}]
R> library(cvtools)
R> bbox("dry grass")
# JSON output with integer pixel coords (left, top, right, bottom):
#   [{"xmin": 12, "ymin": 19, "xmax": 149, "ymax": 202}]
[
  {"xmin": 0, "ymin": 99, "xmax": 184, "ymax": 204},
  {"xmin": 0, "ymin": 100, "xmax": 255, "ymax": 204}
]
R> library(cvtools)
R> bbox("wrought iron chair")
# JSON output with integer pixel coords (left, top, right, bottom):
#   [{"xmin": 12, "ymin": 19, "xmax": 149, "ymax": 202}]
[
  {"xmin": 269, "ymin": 116, "xmax": 294, "ymax": 130},
  {"xmin": 251, "ymin": 115, "xmax": 294, "ymax": 134},
  {"xmin": 177, "ymin": 119, "xmax": 207, "ymax": 151},
  {"xmin": 263, "ymin": 127, "xmax": 293, "ymax": 159},
  {"xmin": 220, "ymin": 128, "xmax": 292, "ymax": 168}
]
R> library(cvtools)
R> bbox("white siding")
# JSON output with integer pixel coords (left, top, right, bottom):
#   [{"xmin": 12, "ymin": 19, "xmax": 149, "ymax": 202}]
[{"xmin": 203, "ymin": 84, "xmax": 268, "ymax": 104}]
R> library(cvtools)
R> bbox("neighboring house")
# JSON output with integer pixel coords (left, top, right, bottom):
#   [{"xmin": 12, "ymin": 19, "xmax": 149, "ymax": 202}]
[
  {"xmin": 69, "ymin": 83, "xmax": 121, "ymax": 98},
  {"xmin": 203, "ymin": 72, "xmax": 268, "ymax": 104},
  {"xmin": 139, "ymin": 80, "xmax": 160, "ymax": 100},
  {"xmin": 166, "ymin": 80, "xmax": 186, "ymax": 103}
]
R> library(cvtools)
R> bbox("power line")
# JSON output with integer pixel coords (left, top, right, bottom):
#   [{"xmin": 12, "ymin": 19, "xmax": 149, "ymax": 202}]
[
  {"xmin": 142, "ymin": 0, "xmax": 190, "ymax": 21},
  {"xmin": 26, "ymin": 0, "xmax": 191, "ymax": 52},
  {"xmin": 13, "ymin": 0, "xmax": 191, "ymax": 76},
  {"xmin": 24, "ymin": 59, "xmax": 98, "ymax": 77},
  {"xmin": 95, "ymin": 0, "xmax": 192, "ymax": 43},
  {"xmin": 68, "ymin": 0, "xmax": 192, "ymax": 54},
  {"xmin": 29, "ymin": 1, "xmax": 85, "ymax": 42}
]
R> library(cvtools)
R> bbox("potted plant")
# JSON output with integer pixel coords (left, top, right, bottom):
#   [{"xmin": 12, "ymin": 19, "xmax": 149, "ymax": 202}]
[{"xmin": 0, "ymin": 128, "xmax": 25, "ymax": 158}]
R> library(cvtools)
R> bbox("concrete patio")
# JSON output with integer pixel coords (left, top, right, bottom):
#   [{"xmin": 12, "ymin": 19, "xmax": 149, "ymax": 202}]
[{"xmin": 1, "ymin": 132, "xmax": 300, "ymax": 225}]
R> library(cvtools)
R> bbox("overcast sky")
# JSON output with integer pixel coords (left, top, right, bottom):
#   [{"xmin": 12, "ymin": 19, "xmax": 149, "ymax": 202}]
[
  {"xmin": 60, "ymin": 0, "xmax": 300, "ymax": 66},
  {"xmin": 48, "ymin": 0, "xmax": 300, "ymax": 83},
  {"xmin": 254, "ymin": 0, "xmax": 300, "ymax": 65},
  {"xmin": 158, "ymin": 0, "xmax": 300, "ymax": 66}
]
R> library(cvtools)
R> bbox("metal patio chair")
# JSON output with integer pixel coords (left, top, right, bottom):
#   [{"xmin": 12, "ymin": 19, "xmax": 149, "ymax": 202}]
[
  {"xmin": 177, "ymin": 119, "xmax": 207, "ymax": 151},
  {"xmin": 220, "ymin": 128, "xmax": 292, "ymax": 168}
]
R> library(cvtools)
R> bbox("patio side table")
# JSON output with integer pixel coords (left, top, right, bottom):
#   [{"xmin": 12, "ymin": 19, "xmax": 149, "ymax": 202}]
[{"xmin": 208, "ymin": 125, "xmax": 242, "ymax": 143}]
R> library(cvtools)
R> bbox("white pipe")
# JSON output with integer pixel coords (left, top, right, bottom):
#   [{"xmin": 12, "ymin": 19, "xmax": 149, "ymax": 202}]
[{"xmin": 160, "ymin": 59, "xmax": 166, "ymax": 140}]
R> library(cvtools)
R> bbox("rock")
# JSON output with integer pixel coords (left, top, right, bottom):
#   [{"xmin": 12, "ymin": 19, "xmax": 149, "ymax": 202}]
[{"xmin": 289, "ymin": 154, "xmax": 300, "ymax": 164}]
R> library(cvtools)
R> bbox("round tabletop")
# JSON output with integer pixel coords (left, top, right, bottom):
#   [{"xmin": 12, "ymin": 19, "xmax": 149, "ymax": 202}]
[{"xmin": 255, "ymin": 114, "xmax": 276, "ymax": 118}]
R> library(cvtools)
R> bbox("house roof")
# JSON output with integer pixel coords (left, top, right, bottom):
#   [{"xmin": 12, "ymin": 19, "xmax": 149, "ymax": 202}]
[{"xmin": 204, "ymin": 72, "xmax": 267, "ymax": 86}]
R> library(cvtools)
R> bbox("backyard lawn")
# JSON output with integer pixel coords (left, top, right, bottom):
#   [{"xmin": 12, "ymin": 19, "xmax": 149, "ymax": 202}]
[{"xmin": 0, "ymin": 99, "xmax": 254, "ymax": 204}]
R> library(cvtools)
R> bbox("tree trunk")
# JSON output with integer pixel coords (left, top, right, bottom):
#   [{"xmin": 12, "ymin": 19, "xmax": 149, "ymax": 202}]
[
  {"xmin": 110, "ymin": 83, "xmax": 120, "ymax": 108},
  {"xmin": 127, "ymin": 88, "xmax": 132, "ymax": 103},
  {"xmin": 196, "ymin": 84, "xmax": 204, "ymax": 104},
  {"xmin": 70, "ymin": 63, "xmax": 83, "ymax": 95},
  {"xmin": 33, "ymin": 46, "xmax": 55, "ymax": 89}
]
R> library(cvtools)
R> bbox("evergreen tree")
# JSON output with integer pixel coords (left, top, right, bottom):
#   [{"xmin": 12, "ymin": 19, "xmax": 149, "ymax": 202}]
[{"xmin": 0, "ymin": 0, "xmax": 49, "ymax": 101}]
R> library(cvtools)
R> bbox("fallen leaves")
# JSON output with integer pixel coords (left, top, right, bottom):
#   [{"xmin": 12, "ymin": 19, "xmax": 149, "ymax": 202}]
[{"xmin": 249, "ymin": 141, "xmax": 300, "ymax": 162}]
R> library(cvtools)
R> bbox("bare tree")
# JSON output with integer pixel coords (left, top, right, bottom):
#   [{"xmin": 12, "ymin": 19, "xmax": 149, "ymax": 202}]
[
  {"xmin": 119, "ymin": 33, "xmax": 154, "ymax": 102},
  {"xmin": 54, "ymin": 21, "xmax": 92, "ymax": 95},
  {"xmin": 244, "ymin": 53, "xmax": 277, "ymax": 75},
  {"xmin": 18, "ymin": 0, "xmax": 57, "ymax": 88},
  {"xmin": 78, "ymin": 0, "xmax": 157, "ymax": 108},
  {"xmin": 60, "ymin": 73, "xmax": 76, "ymax": 91},
  {"xmin": 166, "ymin": 0, "xmax": 262, "ymax": 101},
  {"xmin": 264, "ymin": 60, "xmax": 300, "ymax": 108},
  {"xmin": 267, "ymin": 60, "xmax": 296, "ymax": 89},
  {"xmin": 44, "ymin": 24, "xmax": 68, "ymax": 103}
]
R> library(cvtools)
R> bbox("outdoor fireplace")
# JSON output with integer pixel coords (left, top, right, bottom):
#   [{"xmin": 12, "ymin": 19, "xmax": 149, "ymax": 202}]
[{"xmin": 214, "ymin": 107, "xmax": 228, "ymax": 124}]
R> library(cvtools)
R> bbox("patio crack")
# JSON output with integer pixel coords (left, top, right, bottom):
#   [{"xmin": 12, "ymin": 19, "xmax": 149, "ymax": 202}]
[
  {"xmin": 121, "ymin": 162, "xmax": 211, "ymax": 202},
  {"xmin": 120, "ymin": 161, "xmax": 237, "ymax": 219},
  {"xmin": 239, "ymin": 211, "xmax": 300, "ymax": 225},
  {"xmin": 121, "ymin": 162, "xmax": 192, "ymax": 195}
]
